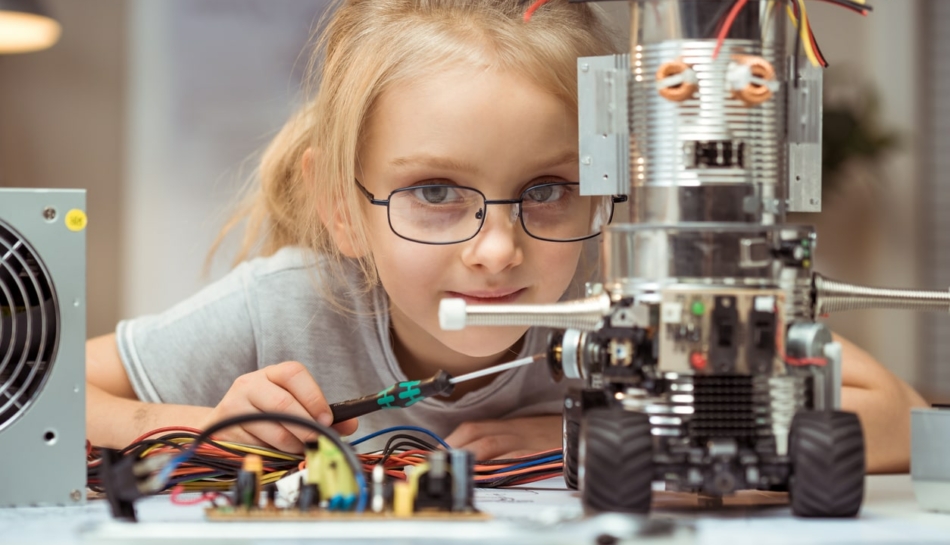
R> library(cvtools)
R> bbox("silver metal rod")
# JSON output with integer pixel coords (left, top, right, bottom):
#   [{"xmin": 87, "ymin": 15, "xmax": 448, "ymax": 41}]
[
  {"xmin": 814, "ymin": 273, "xmax": 950, "ymax": 315},
  {"xmin": 449, "ymin": 354, "xmax": 543, "ymax": 385},
  {"xmin": 439, "ymin": 294, "xmax": 612, "ymax": 332}
]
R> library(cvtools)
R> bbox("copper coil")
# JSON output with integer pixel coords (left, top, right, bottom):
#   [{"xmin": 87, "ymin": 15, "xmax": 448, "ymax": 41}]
[
  {"xmin": 730, "ymin": 55, "xmax": 776, "ymax": 106},
  {"xmin": 655, "ymin": 60, "xmax": 698, "ymax": 102}
]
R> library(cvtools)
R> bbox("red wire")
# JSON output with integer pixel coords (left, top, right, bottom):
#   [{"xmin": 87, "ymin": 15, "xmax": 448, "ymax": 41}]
[
  {"xmin": 814, "ymin": 0, "xmax": 869, "ymax": 16},
  {"xmin": 128, "ymin": 426, "xmax": 205, "ymax": 446},
  {"xmin": 712, "ymin": 0, "xmax": 749, "ymax": 59},
  {"xmin": 523, "ymin": 0, "xmax": 552, "ymax": 22},
  {"xmin": 169, "ymin": 484, "xmax": 218, "ymax": 506},
  {"xmin": 807, "ymin": 25, "xmax": 828, "ymax": 67}
]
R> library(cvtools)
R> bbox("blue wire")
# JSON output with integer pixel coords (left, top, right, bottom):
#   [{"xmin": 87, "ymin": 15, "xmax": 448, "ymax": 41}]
[
  {"xmin": 354, "ymin": 471, "xmax": 367, "ymax": 512},
  {"xmin": 484, "ymin": 454, "xmax": 562, "ymax": 474},
  {"xmin": 348, "ymin": 425, "xmax": 450, "ymax": 449}
]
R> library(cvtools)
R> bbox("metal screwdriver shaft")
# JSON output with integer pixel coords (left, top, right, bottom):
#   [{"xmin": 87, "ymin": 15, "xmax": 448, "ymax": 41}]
[{"xmin": 448, "ymin": 353, "xmax": 543, "ymax": 384}]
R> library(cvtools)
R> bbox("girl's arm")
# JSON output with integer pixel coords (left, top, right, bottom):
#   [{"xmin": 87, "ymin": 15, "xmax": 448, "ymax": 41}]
[
  {"xmin": 838, "ymin": 334, "xmax": 928, "ymax": 474},
  {"xmin": 87, "ymin": 334, "xmax": 213, "ymax": 448},
  {"xmin": 86, "ymin": 333, "xmax": 357, "ymax": 451}
]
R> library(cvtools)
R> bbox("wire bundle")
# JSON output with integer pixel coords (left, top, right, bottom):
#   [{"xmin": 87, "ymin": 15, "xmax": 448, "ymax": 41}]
[
  {"xmin": 87, "ymin": 426, "xmax": 301, "ymax": 495},
  {"xmin": 88, "ymin": 424, "xmax": 564, "ymax": 505},
  {"xmin": 713, "ymin": 0, "xmax": 872, "ymax": 69}
]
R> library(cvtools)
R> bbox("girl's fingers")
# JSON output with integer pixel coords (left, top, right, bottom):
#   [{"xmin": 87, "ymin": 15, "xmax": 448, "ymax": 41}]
[
  {"xmin": 456, "ymin": 435, "xmax": 520, "ymax": 461},
  {"xmin": 245, "ymin": 380, "xmax": 322, "ymax": 450},
  {"xmin": 332, "ymin": 417, "xmax": 359, "ymax": 438},
  {"xmin": 265, "ymin": 361, "xmax": 333, "ymax": 424},
  {"xmin": 240, "ymin": 420, "xmax": 305, "ymax": 453}
]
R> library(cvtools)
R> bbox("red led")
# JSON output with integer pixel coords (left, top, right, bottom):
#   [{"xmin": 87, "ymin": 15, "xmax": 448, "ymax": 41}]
[{"xmin": 689, "ymin": 351, "xmax": 707, "ymax": 371}]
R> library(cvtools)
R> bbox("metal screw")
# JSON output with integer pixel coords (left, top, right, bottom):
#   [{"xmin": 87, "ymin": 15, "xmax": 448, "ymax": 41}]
[
  {"xmin": 42, "ymin": 207, "xmax": 57, "ymax": 221},
  {"xmin": 580, "ymin": 63, "xmax": 589, "ymax": 72},
  {"xmin": 581, "ymin": 156, "xmax": 592, "ymax": 166},
  {"xmin": 564, "ymin": 398, "xmax": 574, "ymax": 409},
  {"xmin": 70, "ymin": 489, "xmax": 82, "ymax": 502}
]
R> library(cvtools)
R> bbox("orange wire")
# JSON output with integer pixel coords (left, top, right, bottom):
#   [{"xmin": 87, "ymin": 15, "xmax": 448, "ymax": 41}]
[
  {"xmin": 523, "ymin": 0, "xmax": 552, "ymax": 22},
  {"xmin": 473, "ymin": 462, "xmax": 563, "ymax": 480},
  {"xmin": 128, "ymin": 426, "xmax": 205, "ymax": 446},
  {"xmin": 712, "ymin": 0, "xmax": 749, "ymax": 59}
]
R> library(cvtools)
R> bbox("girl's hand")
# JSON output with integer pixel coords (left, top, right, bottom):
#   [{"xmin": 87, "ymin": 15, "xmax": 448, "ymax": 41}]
[
  {"xmin": 445, "ymin": 415, "xmax": 561, "ymax": 460},
  {"xmin": 202, "ymin": 361, "xmax": 358, "ymax": 453}
]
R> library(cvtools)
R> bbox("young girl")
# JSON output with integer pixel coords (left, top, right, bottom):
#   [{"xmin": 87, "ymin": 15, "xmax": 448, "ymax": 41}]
[{"xmin": 86, "ymin": 0, "xmax": 925, "ymax": 470}]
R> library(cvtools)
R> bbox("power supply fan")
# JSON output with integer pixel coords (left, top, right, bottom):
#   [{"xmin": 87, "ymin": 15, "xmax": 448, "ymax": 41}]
[{"xmin": 0, "ymin": 189, "xmax": 85, "ymax": 507}]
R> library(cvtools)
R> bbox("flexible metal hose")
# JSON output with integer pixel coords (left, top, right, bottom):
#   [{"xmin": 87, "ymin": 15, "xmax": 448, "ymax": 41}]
[{"xmin": 814, "ymin": 273, "xmax": 950, "ymax": 315}]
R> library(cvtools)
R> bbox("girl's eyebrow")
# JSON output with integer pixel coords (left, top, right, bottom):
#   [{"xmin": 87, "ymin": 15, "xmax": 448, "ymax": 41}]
[
  {"xmin": 389, "ymin": 154, "xmax": 480, "ymax": 175},
  {"xmin": 388, "ymin": 150, "xmax": 579, "ymax": 175},
  {"xmin": 534, "ymin": 149, "xmax": 580, "ymax": 170}
]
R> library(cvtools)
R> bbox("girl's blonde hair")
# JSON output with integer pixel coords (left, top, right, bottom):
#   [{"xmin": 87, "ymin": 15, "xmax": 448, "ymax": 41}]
[{"xmin": 212, "ymin": 0, "xmax": 619, "ymax": 305}]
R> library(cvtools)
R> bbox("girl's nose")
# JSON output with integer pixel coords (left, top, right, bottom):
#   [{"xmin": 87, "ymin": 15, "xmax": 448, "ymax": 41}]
[{"xmin": 460, "ymin": 203, "xmax": 524, "ymax": 274}]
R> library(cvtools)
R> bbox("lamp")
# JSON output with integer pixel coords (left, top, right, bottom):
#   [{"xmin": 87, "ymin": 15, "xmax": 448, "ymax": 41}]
[{"xmin": 0, "ymin": 0, "xmax": 60, "ymax": 54}]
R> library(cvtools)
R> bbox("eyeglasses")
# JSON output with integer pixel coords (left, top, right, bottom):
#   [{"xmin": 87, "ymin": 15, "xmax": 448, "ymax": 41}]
[{"xmin": 355, "ymin": 179, "xmax": 627, "ymax": 245}]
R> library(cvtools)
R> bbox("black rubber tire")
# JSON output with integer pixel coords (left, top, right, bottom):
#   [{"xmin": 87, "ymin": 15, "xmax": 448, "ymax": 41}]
[
  {"xmin": 789, "ymin": 410, "xmax": 865, "ymax": 517},
  {"xmin": 580, "ymin": 407, "xmax": 653, "ymax": 514},
  {"xmin": 563, "ymin": 417, "xmax": 580, "ymax": 490}
]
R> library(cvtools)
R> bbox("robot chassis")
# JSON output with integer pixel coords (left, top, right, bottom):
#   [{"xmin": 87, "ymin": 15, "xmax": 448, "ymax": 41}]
[{"xmin": 440, "ymin": 0, "xmax": 950, "ymax": 517}]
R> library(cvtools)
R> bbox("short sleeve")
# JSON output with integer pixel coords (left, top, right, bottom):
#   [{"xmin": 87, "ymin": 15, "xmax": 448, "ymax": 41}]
[{"xmin": 116, "ymin": 263, "xmax": 259, "ymax": 407}]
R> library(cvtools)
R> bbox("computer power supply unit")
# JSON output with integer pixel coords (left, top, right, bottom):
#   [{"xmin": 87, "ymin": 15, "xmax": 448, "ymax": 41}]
[{"xmin": 0, "ymin": 188, "xmax": 86, "ymax": 506}]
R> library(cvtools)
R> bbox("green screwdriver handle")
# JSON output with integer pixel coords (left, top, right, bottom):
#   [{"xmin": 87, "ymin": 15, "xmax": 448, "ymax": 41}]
[{"xmin": 329, "ymin": 370, "xmax": 455, "ymax": 424}]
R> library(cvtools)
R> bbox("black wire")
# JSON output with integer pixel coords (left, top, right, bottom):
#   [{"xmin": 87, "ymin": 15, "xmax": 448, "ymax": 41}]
[
  {"xmin": 157, "ymin": 413, "xmax": 362, "ymax": 498},
  {"xmin": 475, "ymin": 469, "xmax": 563, "ymax": 489},
  {"xmin": 703, "ymin": 0, "xmax": 741, "ymax": 39},
  {"xmin": 476, "ymin": 450, "xmax": 563, "ymax": 467},
  {"xmin": 809, "ymin": 26, "xmax": 828, "ymax": 68},
  {"xmin": 791, "ymin": 0, "xmax": 802, "ymax": 87},
  {"xmin": 816, "ymin": 0, "xmax": 872, "ymax": 14},
  {"xmin": 379, "ymin": 440, "xmax": 439, "ymax": 465},
  {"xmin": 379, "ymin": 434, "xmax": 438, "ymax": 457},
  {"xmin": 123, "ymin": 431, "xmax": 304, "ymax": 462}
]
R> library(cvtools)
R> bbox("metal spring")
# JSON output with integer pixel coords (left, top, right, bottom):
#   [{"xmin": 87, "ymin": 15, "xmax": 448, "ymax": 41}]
[
  {"xmin": 814, "ymin": 274, "xmax": 950, "ymax": 315},
  {"xmin": 768, "ymin": 375, "xmax": 806, "ymax": 456}
]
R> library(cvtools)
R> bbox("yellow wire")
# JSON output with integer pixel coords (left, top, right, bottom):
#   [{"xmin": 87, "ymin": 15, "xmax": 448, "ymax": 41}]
[
  {"xmin": 137, "ymin": 436, "xmax": 299, "ymax": 461},
  {"xmin": 786, "ymin": 2, "xmax": 821, "ymax": 67}
]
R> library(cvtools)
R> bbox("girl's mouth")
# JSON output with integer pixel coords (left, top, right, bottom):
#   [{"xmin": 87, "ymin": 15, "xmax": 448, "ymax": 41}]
[{"xmin": 445, "ymin": 288, "xmax": 526, "ymax": 305}]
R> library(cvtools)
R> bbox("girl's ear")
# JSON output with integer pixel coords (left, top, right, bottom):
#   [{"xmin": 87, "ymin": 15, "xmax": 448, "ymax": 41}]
[{"xmin": 306, "ymin": 147, "xmax": 367, "ymax": 259}]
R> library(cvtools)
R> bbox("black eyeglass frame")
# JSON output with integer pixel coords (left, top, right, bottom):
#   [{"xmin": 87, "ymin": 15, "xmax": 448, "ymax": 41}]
[{"xmin": 355, "ymin": 179, "xmax": 628, "ymax": 245}]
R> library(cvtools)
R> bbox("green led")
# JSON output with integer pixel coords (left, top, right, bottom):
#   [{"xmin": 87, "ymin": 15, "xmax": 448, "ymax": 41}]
[{"xmin": 691, "ymin": 300, "xmax": 705, "ymax": 316}]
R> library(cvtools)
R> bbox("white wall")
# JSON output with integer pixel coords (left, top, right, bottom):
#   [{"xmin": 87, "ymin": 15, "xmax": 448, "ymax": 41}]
[
  {"xmin": 806, "ymin": 1, "xmax": 923, "ymax": 388},
  {"xmin": 123, "ymin": 0, "xmax": 330, "ymax": 318},
  {"xmin": 0, "ymin": 0, "xmax": 125, "ymax": 337}
]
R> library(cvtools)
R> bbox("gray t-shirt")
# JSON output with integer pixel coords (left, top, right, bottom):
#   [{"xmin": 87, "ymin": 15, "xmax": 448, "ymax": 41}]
[{"xmin": 116, "ymin": 246, "xmax": 571, "ymax": 441}]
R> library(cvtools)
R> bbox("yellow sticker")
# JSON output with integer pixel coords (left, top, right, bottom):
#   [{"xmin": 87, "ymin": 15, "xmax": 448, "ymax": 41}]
[{"xmin": 65, "ymin": 209, "xmax": 87, "ymax": 232}]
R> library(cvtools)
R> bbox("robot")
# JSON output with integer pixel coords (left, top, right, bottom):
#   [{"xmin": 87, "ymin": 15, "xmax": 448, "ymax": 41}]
[{"xmin": 440, "ymin": 0, "xmax": 950, "ymax": 517}]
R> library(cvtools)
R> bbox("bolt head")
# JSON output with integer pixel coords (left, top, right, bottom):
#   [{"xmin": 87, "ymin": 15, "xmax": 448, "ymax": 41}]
[
  {"xmin": 42, "ymin": 207, "xmax": 57, "ymax": 221},
  {"xmin": 70, "ymin": 489, "xmax": 82, "ymax": 502}
]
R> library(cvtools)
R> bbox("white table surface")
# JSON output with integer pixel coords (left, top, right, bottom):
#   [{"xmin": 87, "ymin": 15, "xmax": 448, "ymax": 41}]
[{"xmin": 2, "ymin": 475, "xmax": 949, "ymax": 544}]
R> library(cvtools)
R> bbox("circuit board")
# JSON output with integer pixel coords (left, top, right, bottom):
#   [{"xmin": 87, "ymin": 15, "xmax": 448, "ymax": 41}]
[{"xmin": 205, "ymin": 506, "xmax": 491, "ymax": 522}]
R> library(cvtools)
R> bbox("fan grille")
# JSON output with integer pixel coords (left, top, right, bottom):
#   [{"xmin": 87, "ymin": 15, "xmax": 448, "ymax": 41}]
[{"xmin": 0, "ymin": 219, "xmax": 59, "ymax": 431}]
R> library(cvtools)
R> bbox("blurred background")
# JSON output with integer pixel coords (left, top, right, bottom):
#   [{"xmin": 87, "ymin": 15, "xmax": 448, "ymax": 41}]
[{"xmin": 0, "ymin": 0, "xmax": 944, "ymax": 398}]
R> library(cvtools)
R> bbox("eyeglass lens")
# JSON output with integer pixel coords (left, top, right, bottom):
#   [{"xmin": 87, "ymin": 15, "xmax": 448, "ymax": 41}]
[{"xmin": 386, "ymin": 184, "xmax": 612, "ymax": 244}]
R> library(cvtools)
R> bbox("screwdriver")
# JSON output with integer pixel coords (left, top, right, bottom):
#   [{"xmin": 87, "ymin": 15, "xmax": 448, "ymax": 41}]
[{"xmin": 329, "ymin": 354, "xmax": 543, "ymax": 424}]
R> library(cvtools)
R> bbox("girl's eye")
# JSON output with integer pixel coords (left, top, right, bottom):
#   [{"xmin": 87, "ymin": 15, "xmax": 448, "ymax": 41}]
[
  {"xmin": 524, "ymin": 184, "xmax": 566, "ymax": 203},
  {"xmin": 410, "ymin": 185, "xmax": 456, "ymax": 204}
]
